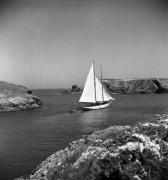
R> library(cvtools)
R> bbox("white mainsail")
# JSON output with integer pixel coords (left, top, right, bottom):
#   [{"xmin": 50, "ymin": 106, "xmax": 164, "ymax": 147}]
[
  {"xmin": 79, "ymin": 62, "xmax": 115, "ymax": 103},
  {"xmin": 95, "ymin": 77, "xmax": 115, "ymax": 102}
]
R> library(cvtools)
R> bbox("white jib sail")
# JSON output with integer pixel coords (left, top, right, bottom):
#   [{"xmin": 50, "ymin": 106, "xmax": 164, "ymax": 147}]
[
  {"xmin": 79, "ymin": 63, "xmax": 96, "ymax": 103},
  {"xmin": 79, "ymin": 62, "xmax": 115, "ymax": 103}
]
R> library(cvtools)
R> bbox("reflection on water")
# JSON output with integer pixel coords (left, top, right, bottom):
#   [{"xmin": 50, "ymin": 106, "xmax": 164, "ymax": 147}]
[
  {"xmin": 79, "ymin": 108, "xmax": 110, "ymax": 124},
  {"xmin": 78, "ymin": 108, "xmax": 112, "ymax": 134}
]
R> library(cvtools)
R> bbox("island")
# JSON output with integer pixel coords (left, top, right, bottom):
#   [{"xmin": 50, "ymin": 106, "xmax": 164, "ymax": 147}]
[
  {"xmin": 0, "ymin": 81, "xmax": 42, "ymax": 112},
  {"xmin": 16, "ymin": 113, "xmax": 168, "ymax": 180}
]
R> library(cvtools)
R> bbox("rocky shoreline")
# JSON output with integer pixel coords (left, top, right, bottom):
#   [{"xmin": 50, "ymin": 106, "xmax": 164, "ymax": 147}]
[
  {"xmin": 16, "ymin": 112, "xmax": 168, "ymax": 180},
  {"xmin": 67, "ymin": 78, "xmax": 168, "ymax": 95},
  {"xmin": 0, "ymin": 81, "xmax": 42, "ymax": 112},
  {"xmin": 103, "ymin": 78, "xmax": 168, "ymax": 94}
]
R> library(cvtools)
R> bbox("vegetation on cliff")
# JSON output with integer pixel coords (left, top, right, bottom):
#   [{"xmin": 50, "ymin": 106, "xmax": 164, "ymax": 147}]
[
  {"xmin": 17, "ymin": 112, "xmax": 168, "ymax": 180},
  {"xmin": 0, "ymin": 81, "xmax": 41, "ymax": 112}
]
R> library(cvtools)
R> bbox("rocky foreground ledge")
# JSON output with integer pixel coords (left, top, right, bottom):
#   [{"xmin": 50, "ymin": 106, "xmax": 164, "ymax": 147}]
[
  {"xmin": 16, "ymin": 113, "xmax": 168, "ymax": 180},
  {"xmin": 0, "ymin": 81, "xmax": 41, "ymax": 112}
]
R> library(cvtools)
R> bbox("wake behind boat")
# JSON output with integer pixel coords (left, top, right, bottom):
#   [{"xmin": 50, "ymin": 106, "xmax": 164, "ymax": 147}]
[{"xmin": 79, "ymin": 61, "xmax": 115, "ymax": 110}]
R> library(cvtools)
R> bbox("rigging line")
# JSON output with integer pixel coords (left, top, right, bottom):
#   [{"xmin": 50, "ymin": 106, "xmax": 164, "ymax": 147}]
[
  {"xmin": 93, "ymin": 60, "xmax": 97, "ymax": 103},
  {"xmin": 100, "ymin": 65, "xmax": 104, "ymax": 102}
]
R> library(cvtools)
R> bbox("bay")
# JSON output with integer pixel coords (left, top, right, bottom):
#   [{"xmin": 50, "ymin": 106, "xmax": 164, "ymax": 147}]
[{"xmin": 0, "ymin": 90, "xmax": 168, "ymax": 180}]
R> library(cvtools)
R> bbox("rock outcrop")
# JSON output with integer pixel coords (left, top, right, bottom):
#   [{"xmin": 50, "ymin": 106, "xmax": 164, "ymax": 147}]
[
  {"xmin": 0, "ymin": 81, "xmax": 41, "ymax": 112},
  {"xmin": 16, "ymin": 113, "xmax": 168, "ymax": 180},
  {"xmin": 103, "ymin": 78, "xmax": 168, "ymax": 94},
  {"xmin": 71, "ymin": 85, "xmax": 81, "ymax": 93}
]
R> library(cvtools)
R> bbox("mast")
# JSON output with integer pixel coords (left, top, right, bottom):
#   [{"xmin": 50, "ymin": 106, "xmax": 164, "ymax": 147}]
[
  {"xmin": 93, "ymin": 60, "xmax": 97, "ymax": 103},
  {"xmin": 100, "ymin": 66, "xmax": 104, "ymax": 102}
]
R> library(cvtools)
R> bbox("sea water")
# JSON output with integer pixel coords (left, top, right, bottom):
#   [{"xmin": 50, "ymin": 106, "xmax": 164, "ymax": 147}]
[{"xmin": 0, "ymin": 89, "xmax": 168, "ymax": 180}]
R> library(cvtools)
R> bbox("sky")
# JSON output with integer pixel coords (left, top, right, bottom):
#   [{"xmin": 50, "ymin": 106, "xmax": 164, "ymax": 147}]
[{"xmin": 0, "ymin": 0, "xmax": 167, "ymax": 88}]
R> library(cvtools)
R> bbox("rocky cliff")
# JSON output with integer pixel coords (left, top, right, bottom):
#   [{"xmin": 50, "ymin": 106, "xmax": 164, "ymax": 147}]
[
  {"xmin": 103, "ymin": 78, "xmax": 168, "ymax": 94},
  {"xmin": 0, "ymin": 81, "xmax": 42, "ymax": 112},
  {"xmin": 16, "ymin": 113, "xmax": 168, "ymax": 180}
]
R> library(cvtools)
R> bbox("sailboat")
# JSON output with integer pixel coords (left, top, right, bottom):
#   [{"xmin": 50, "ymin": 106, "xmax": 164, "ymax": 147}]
[{"xmin": 79, "ymin": 61, "xmax": 115, "ymax": 110}]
